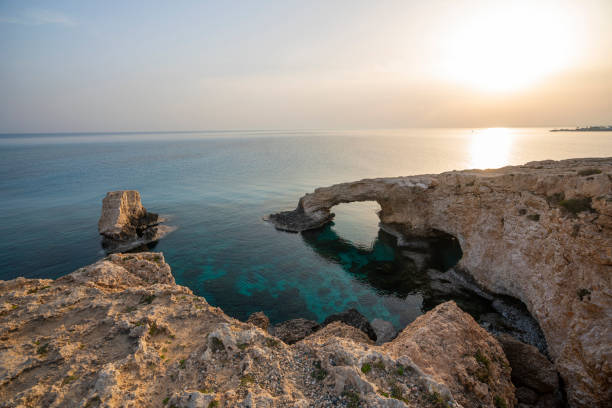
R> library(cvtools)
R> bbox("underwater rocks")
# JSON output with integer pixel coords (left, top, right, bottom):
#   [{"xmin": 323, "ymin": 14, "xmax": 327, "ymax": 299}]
[
  {"xmin": 0, "ymin": 253, "xmax": 516, "ymax": 407},
  {"xmin": 98, "ymin": 190, "xmax": 172, "ymax": 253},
  {"xmin": 268, "ymin": 157, "xmax": 612, "ymax": 408}
]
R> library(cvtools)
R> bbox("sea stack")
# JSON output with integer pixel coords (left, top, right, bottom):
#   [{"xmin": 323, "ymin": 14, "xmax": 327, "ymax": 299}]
[{"xmin": 98, "ymin": 190, "xmax": 168, "ymax": 252}]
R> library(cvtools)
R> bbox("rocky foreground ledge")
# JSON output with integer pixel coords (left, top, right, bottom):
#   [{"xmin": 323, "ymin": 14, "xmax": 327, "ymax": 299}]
[
  {"xmin": 268, "ymin": 158, "xmax": 612, "ymax": 408},
  {"xmin": 1, "ymin": 253, "xmax": 516, "ymax": 408}
]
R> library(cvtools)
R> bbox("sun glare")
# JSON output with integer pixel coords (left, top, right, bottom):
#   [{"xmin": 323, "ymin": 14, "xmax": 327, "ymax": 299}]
[
  {"xmin": 440, "ymin": 3, "xmax": 575, "ymax": 92},
  {"xmin": 469, "ymin": 128, "xmax": 514, "ymax": 169}
]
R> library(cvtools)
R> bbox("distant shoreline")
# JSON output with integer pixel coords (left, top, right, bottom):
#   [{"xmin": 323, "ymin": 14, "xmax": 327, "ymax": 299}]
[{"xmin": 551, "ymin": 126, "xmax": 612, "ymax": 132}]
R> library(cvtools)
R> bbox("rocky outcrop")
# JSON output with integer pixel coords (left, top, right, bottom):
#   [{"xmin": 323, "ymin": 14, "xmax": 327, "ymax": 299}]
[
  {"xmin": 98, "ymin": 190, "xmax": 172, "ymax": 252},
  {"xmin": 269, "ymin": 318, "xmax": 321, "ymax": 344},
  {"xmin": 267, "ymin": 157, "xmax": 612, "ymax": 407},
  {"xmin": 322, "ymin": 308, "xmax": 378, "ymax": 342},
  {"xmin": 246, "ymin": 311, "xmax": 270, "ymax": 331},
  {"xmin": 0, "ymin": 253, "xmax": 515, "ymax": 407}
]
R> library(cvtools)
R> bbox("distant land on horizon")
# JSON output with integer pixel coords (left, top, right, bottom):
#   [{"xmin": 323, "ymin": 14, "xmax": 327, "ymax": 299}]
[{"xmin": 550, "ymin": 126, "xmax": 612, "ymax": 132}]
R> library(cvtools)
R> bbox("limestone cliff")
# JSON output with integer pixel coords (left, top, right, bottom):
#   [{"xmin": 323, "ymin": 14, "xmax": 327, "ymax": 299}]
[
  {"xmin": 0, "ymin": 253, "xmax": 514, "ymax": 408},
  {"xmin": 268, "ymin": 157, "xmax": 612, "ymax": 408}
]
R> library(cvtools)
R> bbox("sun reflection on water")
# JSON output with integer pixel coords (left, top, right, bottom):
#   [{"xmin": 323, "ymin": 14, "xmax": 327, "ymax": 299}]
[{"xmin": 469, "ymin": 128, "xmax": 513, "ymax": 169}]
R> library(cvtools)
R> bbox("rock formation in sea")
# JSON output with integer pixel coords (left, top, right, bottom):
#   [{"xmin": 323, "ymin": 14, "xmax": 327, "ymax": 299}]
[
  {"xmin": 98, "ymin": 190, "xmax": 172, "ymax": 253},
  {"xmin": 0, "ymin": 253, "xmax": 515, "ymax": 408},
  {"xmin": 268, "ymin": 157, "xmax": 612, "ymax": 408}
]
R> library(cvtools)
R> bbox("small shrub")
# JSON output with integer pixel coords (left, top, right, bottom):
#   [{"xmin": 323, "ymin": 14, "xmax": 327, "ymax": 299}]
[
  {"xmin": 207, "ymin": 401, "xmax": 219, "ymax": 408},
  {"xmin": 61, "ymin": 374, "xmax": 78, "ymax": 385},
  {"xmin": 162, "ymin": 397, "xmax": 169, "ymax": 405},
  {"xmin": 577, "ymin": 288, "xmax": 591, "ymax": 301},
  {"xmin": 377, "ymin": 390, "xmax": 389, "ymax": 398},
  {"xmin": 149, "ymin": 322, "xmax": 161, "ymax": 336},
  {"xmin": 265, "ymin": 338, "xmax": 280, "ymax": 348},
  {"xmin": 361, "ymin": 363, "xmax": 371, "ymax": 374},
  {"xmin": 36, "ymin": 343, "xmax": 50, "ymax": 355},
  {"xmin": 474, "ymin": 350, "xmax": 491, "ymax": 384},
  {"xmin": 240, "ymin": 374, "xmax": 255, "ymax": 386},
  {"xmin": 390, "ymin": 383, "xmax": 407, "ymax": 402},
  {"xmin": 526, "ymin": 214, "xmax": 540, "ymax": 221},
  {"xmin": 312, "ymin": 361, "xmax": 327, "ymax": 381},
  {"xmin": 237, "ymin": 343, "xmax": 248, "ymax": 350},
  {"xmin": 210, "ymin": 337, "xmax": 224, "ymax": 352},
  {"xmin": 178, "ymin": 359, "xmax": 186, "ymax": 369},
  {"xmin": 396, "ymin": 365, "xmax": 405, "ymax": 376},
  {"xmin": 342, "ymin": 391, "xmax": 360, "ymax": 408},
  {"xmin": 578, "ymin": 169, "xmax": 601, "ymax": 176},
  {"xmin": 153, "ymin": 255, "xmax": 162, "ymax": 263},
  {"xmin": 140, "ymin": 294, "xmax": 156, "ymax": 305},
  {"xmin": 427, "ymin": 392, "xmax": 449, "ymax": 408},
  {"xmin": 27, "ymin": 285, "xmax": 50, "ymax": 294},
  {"xmin": 123, "ymin": 305, "xmax": 137, "ymax": 313},
  {"xmin": 494, "ymin": 395, "xmax": 508, "ymax": 408},
  {"xmin": 559, "ymin": 197, "xmax": 592, "ymax": 214}
]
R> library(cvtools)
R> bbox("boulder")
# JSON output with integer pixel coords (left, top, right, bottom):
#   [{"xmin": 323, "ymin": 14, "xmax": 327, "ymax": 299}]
[
  {"xmin": 269, "ymin": 318, "xmax": 320, "ymax": 344},
  {"xmin": 497, "ymin": 333, "xmax": 559, "ymax": 394},
  {"xmin": 246, "ymin": 311, "xmax": 270, "ymax": 331},
  {"xmin": 370, "ymin": 318, "xmax": 397, "ymax": 345},
  {"xmin": 323, "ymin": 309, "xmax": 377, "ymax": 342}
]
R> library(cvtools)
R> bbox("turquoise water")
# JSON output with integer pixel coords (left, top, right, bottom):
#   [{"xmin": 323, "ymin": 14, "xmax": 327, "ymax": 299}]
[{"xmin": 1, "ymin": 128, "xmax": 611, "ymax": 328}]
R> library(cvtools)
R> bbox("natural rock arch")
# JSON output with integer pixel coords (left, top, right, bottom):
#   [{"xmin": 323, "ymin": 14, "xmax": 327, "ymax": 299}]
[{"xmin": 268, "ymin": 158, "xmax": 612, "ymax": 408}]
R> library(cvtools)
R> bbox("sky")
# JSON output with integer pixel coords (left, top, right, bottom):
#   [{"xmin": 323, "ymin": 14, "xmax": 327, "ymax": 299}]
[{"xmin": 1, "ymin": 0, "xmax": 611, "ymax": 133}]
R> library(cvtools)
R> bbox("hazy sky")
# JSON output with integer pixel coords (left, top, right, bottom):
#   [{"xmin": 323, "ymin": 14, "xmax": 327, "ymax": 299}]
[{"xmin": 1, "ymin": 0, "xmax": 611, "ymax": 132}]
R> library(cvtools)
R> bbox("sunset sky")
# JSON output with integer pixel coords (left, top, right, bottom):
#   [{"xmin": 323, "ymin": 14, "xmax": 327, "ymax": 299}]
[{"xmin": 1, "ymin": 0, "xmax": 611, "ymax": 133}]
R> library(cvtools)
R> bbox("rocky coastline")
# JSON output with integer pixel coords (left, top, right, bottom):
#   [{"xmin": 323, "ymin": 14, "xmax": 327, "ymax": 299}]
[
  {"xmin": 268, "ymin": 157, "xmax": 612, "ymax": 408},
  {"xmin": 0, "ymin": 158, "xmax": 609, "ymax": 407}
]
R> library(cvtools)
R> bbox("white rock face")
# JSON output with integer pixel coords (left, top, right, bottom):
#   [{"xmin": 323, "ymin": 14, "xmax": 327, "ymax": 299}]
[{"xmin": 268, "ymin": 157, "xmax": 612, "ymax": 408}]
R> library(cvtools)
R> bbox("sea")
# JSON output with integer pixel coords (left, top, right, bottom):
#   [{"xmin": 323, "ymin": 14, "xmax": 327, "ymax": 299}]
[{"xmin": 1, "ymin": 128, "xmax": 610, "ymax": 330}]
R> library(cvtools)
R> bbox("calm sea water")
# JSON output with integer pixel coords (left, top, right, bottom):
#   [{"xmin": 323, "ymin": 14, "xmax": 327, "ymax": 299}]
[{"xmin": 1, "ymin": 128, "xmax": 610, "ymax": 328}]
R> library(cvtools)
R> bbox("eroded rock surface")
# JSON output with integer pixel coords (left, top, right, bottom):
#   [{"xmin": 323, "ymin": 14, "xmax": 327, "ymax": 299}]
[
  {"xmin": 98, "ymin": 190, "xmax": 172, "ymax": 252},
  {"xmin": 0, "ymin": 253, "xmax": 514, "ymax": 407},
  {"xmin": 268, "ymin": 157, "xmax": 612, "ymax": 407}
]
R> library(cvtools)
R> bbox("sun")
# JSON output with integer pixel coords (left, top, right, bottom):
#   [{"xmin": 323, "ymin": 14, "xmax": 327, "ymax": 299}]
[{"xmin": 438, "ymin": 3, "xmax": 575, "ymax": 93}]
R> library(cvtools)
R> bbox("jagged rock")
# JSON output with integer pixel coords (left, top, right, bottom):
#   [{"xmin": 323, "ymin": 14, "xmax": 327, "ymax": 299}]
[
  {"xmin": 0, "ymin": 254, "xmax": 516, "ymax": 407},
  {"xmin": 269, "ymin": 318, "xmax": 320, "ymax": 344},
  {"xmin": 371, "ymin": 318, "xmax": 397, "ymax": 345},
  {"xmin": 268, "ymin": 157, "xmax": 612, "ymax": 408},
  {"xmin": 98, "ymin": 190, "xmax": 172, "ymax": 253},
  {"xmin": 323, "ymin": 309, "xmax": 377, "ymax": 342},
  {"xmin": 497, "ymin": 333, "xmax": 559, "ymax": 394},
  {"xmin": 246, "ymin": 311, "xmax": 270, "ymax": 330}
]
